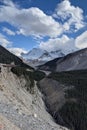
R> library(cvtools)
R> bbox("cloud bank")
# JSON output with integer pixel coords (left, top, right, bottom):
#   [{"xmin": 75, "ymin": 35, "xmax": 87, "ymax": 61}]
[{"xmin": 39, "ymin": 30, "xmax": 87, "ymax": 54}]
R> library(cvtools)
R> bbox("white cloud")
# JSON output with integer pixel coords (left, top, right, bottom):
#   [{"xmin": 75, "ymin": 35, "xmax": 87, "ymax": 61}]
[
  {"xmin": 75, "ymin": 31, "xmax": 87, "ymax": 49},
  {"xmin": 39, "ymin": 35, "xmax": 77, "ymax": 54},
  {"xmin": 0, "ymin": 33, "xmax": 12, "ymax": 47},
  {"xmin": 53, "ymin": 0, "xmax": 85, "ymax": 32},
  {"xmin": 3, "ymin": 27, "xmax": 15, "ymax": 36},
  {"xmin": 8, "ymin": 47, "xmax": 27, "ymax": 56},
  {"xmin": 39, "ymin": 31, "xmax": 87, "ymax": 55},
  {"xmin": 0, "ymin": 0, "xmax": 63, "ymax": 38}
]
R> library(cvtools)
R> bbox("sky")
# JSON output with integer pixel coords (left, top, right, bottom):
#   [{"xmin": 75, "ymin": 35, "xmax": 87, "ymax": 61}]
[{"xmin": 0, "ymin": 0, "xmax": 87, "ymax": 56}]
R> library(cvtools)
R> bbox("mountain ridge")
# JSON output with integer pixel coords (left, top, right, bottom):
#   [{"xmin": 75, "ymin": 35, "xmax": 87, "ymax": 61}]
[{"xmin": 38, "ymin": 47, "xmax": 87, "ymax": 72}]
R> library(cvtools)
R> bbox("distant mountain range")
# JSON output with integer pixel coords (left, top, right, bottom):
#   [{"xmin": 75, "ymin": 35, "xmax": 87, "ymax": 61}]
[
  {"xmin": 21, "ymin": 48, "xmax": 65, "ymax": 67},
  {"xmin": 38, "ymin": 48, "xmax": 87, "ymax": 72}
]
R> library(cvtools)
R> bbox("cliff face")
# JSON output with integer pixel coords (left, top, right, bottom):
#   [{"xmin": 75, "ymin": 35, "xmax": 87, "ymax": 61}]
[{"xmin": 0, "ymin": 65, "xmax": 68, "ymax": 130}]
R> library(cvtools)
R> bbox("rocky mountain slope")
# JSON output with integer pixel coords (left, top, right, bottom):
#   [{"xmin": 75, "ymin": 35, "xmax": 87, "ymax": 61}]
[
  {"xmin": 0, "ymin": 45, "xmax": 68, "ymax": 130},
  {"xmin": 38, "ymin": 48, "xmax": 87, "ymax": 72},
  {"xmin": 21, "ymin": 48, "xmax": 65, "ymax": 67}
]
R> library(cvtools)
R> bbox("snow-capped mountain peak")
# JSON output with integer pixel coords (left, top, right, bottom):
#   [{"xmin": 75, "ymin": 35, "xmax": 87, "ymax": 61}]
[
  {"xmin": 21, "ymin": 48, "xmax": 48, "ymax": 60},
  {"xmin": 21, "ymin": 48, "xmax": 65, "ymax": 67}
]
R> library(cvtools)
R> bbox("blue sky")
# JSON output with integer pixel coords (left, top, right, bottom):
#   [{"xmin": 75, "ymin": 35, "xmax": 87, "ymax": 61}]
[{"xmin": 0, "ymin": 0, "xmax": 87, "ymax": 56}]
